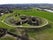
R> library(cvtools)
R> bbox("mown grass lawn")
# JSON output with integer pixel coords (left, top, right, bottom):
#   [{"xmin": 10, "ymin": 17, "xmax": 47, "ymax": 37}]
[{"xmin": 0, "ymin": 8, "xmax": 53, "ymax": 40}]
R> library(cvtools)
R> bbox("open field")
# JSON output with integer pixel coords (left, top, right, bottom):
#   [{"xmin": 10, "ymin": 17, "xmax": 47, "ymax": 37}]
[{"xmin": 0, "ymin": 8, "xmax": 53, "ymax": 40}]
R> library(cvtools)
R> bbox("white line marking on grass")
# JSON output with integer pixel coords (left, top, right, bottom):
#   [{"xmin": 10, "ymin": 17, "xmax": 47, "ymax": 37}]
[
  {"xmin": 1, "ymin": 21, "xmax": 23, "ymax": 27},
  {"xmin": 1, "ymin": 17, "xmax": 48, "ymax": 28},
  {"xmin": 1, "ymin": 20, "xmax": 48, "ymax": 28},
  {"xmin": 2, "ymin": 21, "xmax": 17, "ymax": 27}
]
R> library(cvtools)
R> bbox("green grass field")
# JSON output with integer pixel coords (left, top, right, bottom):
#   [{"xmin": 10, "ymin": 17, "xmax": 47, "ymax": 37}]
[{"xmin": 0, "ymin": 8, "xmax": 53, "ymax": 40}]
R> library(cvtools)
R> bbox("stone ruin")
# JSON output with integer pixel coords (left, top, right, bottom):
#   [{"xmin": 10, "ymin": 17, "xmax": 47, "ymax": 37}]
[
  {"xmin": 27, "ymin": 16, "xmax": 41, "ymax": 26},
  {"xmin": 15, "ymin": 15, "xmax": 41, "ymax": 26}
]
